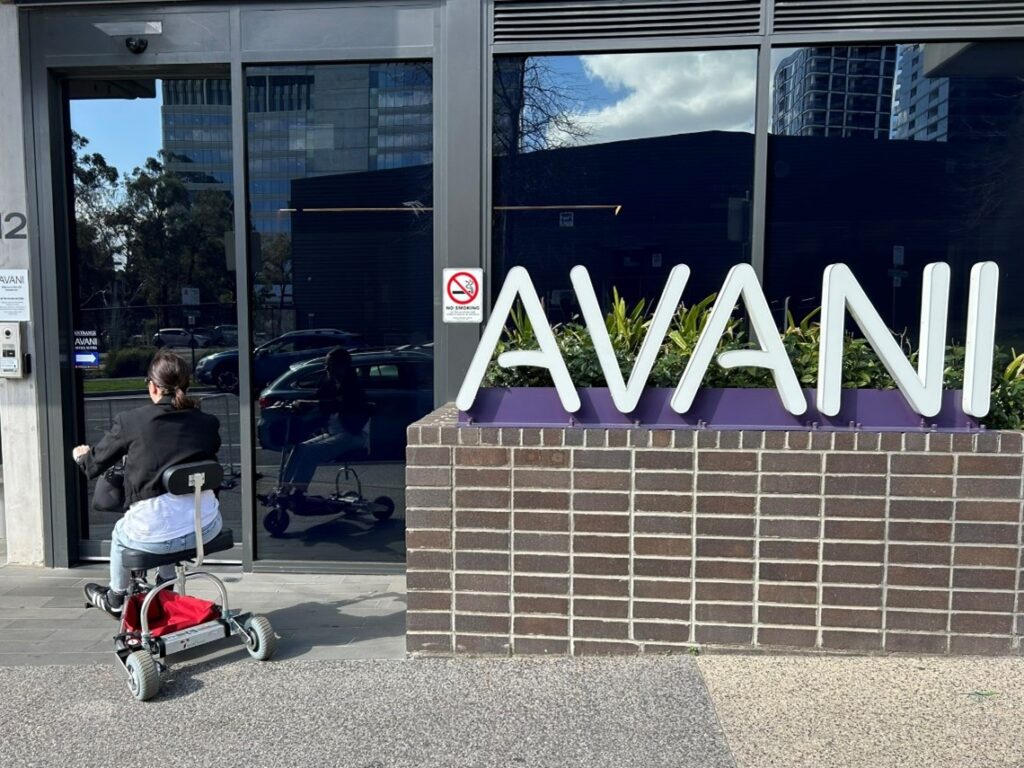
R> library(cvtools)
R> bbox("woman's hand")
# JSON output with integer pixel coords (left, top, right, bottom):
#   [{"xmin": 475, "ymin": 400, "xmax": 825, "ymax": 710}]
[{"xmin": 72, "ymin": 445, "xmax": 90, "ymax": 461}]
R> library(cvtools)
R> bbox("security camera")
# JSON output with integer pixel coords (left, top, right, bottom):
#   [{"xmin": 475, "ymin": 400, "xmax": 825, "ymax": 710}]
[{"xmin": 125, "ymin": 37, "xmax": 149, "ymax": 54}]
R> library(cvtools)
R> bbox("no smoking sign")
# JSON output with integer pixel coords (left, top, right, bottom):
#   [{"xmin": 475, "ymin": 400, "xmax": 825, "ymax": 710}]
[{"xmin": 442, "ymin": 268, "xmax": 483, "ymax": 323}]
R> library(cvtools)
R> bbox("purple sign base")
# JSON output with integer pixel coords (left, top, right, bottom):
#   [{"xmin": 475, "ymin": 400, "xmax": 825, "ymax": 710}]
[{"xmin": 459, "ymin": 388, "xmax": 981, "ymax": 432}]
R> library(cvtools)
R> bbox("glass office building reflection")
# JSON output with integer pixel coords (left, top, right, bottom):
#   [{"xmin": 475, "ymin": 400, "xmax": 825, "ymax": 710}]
[
  {"xmin": 766, "ymin": 42, "xmax": 1024, "ymax": 346},
  {"xmin": 245, "ymin": 63, "xmax": 434, "ymax": 563}
]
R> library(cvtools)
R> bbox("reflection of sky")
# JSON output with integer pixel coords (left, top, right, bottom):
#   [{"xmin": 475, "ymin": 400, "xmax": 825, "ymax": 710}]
[
  {"xmin": 547, "ymin": 55, "xmax": 620, "ymax": 110},
  {"xmin": 542, "ymin": 51, "xmax": 758, "ymax": 147},
  {"xmin": 70, "ymin": 87, "xmax": 163, "ymax": 177}
]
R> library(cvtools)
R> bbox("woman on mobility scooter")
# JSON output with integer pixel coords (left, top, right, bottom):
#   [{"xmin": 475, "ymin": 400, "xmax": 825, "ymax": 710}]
[
  {"xmin": 258, "ymin": 346, "xmax": 395, "ymax": 535},
  {"xmin": 280, "ymin": 345, "xmax": 371, "ymax": 498},
  {"xmin": 73, "ymin": 350, "xmax": 223, "ymax": 618}
]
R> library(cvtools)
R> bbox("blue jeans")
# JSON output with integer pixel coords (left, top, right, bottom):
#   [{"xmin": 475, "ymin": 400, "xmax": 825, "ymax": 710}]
[
  {"xmin": 109, "ymin": 515, "xmax": 223, "ymax": 593},
  {"xmin": 283, "ymin": 430, "xmax": 367, "ymax": 490}
]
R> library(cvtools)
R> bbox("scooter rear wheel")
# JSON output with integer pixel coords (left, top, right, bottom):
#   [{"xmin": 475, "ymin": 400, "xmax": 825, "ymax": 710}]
[
  {"xmin": 244, "ymin": 615, "xmax": 278, "ymax": 661},
  {"xmin": 372, "ymin": 496, "xmax": 395, "ymax": 521}
]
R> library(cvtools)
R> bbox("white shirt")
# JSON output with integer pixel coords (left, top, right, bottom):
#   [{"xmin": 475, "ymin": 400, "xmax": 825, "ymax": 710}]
[{"xmin": 122, "ymin": 489, "xmax": 220, "ymax": 544}]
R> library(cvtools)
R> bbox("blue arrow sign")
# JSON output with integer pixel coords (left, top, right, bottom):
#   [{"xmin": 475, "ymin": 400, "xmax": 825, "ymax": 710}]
[{"xmin": 75, "ymin": 352, "xmax": 100, "ymax": 368}]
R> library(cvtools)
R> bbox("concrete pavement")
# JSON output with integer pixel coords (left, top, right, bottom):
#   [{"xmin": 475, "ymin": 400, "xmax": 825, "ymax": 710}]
[
  {"xmin": 699, "ymin": 655, "xmax": 1024, "ymax": 768},
  {"xmin": 1, "ymin": 564, "xmax": 1023, "ymax": 768},
  {"xmin": 0, "ymin": 564, "xmax": 406, "ymax": 665}
]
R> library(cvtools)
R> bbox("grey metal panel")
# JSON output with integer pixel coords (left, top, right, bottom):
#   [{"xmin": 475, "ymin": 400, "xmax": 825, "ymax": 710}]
[
  {"xmin": 750, "ymin": 41, "xmax": 771, "ymax": 281},
  {"xmin": 240, "ymin": 5, "xmax": 436, "ymax": 55},
  {"xmin": 768, "ymin": 24, "xmax": 1024, "ymax": 43},
  {"xmin": 493, "ymin": 0, "xmax": 763, "ymax": 42},
  {"xmin": 20, "ymin": 13, "xmax": 64, "ymax": 566},
  {"xmin": 229, "ymin": 8, "xmax": 256, "ymax": 570},
  {"xmin": 33, "ymin": 8, "xmax": 231, "ymax": 62},
  {"xmin": 24, "ymin": 21, "xmax": 80, "ymax": 565},
  {"xmin": 492, "ymin": 32, "xmax": 765, "ymax": 53},
  {"xmin": 435, "ymin": 0, "xmax": 486, "ymax": 405},
  {"xmin": 240, "ymin": 46, "xmax": 434, "ymax": 63},
  {"xmin": 772, "ymin": 0, "xmax": 1024, "ymax": 32}
]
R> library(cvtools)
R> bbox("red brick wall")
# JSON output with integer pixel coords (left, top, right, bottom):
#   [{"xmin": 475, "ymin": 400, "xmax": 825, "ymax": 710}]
[{"xmin": 405, "ymin": 405, "xmax": 1024, "ymax": 656}]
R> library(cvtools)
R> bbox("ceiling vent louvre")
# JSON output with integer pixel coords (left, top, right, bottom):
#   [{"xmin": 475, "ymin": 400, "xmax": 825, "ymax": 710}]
[
  {"xmin": 492, "ymin": 0, "xmax": 763, "ymax": 43},
  {"xmin": 772, "ymin": 1, "xmax": 1024, "ymax": 32}
]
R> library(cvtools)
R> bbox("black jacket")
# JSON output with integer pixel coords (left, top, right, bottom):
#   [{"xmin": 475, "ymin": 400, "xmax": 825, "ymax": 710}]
[
  {"xmin": 79, "ymin": 396, "xmax": 221, "ymax": 507},
  {"xmin": 316, "ymin": 372, "xmax": 370, "ymax": 435}
]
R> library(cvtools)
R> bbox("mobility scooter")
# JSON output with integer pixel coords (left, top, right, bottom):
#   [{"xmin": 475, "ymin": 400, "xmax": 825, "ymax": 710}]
[
  {"xmin": 257, "ymin": 400, "xmax": 395, "ymax": 536},
  {"xmin": 93, "ymin": 460, "xmax": 277, "ymax": 701}
]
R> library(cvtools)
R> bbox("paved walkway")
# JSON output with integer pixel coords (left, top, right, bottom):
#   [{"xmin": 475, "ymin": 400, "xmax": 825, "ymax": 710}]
[
  {"xmin": 1, "ymin": 564, "xmax": 1022, "ymax": 768},
  {"xmin": 0, "ymin": 563, "xmax": 406, "ymax": 665}
]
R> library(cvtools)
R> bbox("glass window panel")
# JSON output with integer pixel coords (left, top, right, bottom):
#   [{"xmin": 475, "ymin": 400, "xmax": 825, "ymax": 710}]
[
  {"xmin": 247, "ymin": 62, "xmax": 434, "ymax": 564},
  {"xmin": 492, "ymin": 50, "xmax": 758, "ymax": 327},
  {"xmin": 767, "ymin": 42, "xmax": 1024, "ymax": 349}
]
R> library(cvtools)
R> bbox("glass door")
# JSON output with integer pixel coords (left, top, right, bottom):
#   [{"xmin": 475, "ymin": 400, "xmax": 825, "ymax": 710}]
[
  {"xmin": 65, "ymin": 72, "xmax": 243, "ymax": 558},
  {"xmin": 245, "ymin": 62, "xmax": 434, "ymax": 563}
]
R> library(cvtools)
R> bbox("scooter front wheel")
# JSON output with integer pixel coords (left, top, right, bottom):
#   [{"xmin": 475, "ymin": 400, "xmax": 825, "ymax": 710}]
[
  {"xmin": 263, "ymin": 507, "xmax": 290, "ymax": 536},
  {"xmin": 125, "ymin": 650, "xmax": 160, "ymax": 701}
]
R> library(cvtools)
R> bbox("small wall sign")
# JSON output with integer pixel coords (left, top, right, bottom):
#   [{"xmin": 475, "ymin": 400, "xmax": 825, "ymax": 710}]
[
  {"xmin": 74, "ymin": 329, "xmax": 100, "ymax": 368},
  {"xmin": 443, "ymin": 268, "xmax": 483, "ymax": 324},
  {"xmin": 0, "ymin": 269, "xmax": 30, "ymax": 321}
]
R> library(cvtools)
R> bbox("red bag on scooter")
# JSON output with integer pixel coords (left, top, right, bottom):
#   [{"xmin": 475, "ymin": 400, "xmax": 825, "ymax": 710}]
[{"xmin": 122, "ymin": 590, "xmax": 220, "ymax": 637}]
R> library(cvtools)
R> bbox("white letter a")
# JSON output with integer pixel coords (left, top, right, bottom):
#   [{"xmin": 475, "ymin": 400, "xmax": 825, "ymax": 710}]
[{"xmin": 456, "ymin": 267, "xmax": 580, "ymax": 412}]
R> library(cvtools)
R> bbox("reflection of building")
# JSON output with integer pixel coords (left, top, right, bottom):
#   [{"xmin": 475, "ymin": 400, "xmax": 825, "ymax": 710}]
[
  {"xmin": 161, "ymin": 78, "xmax": 234, "ymax": 189},
  {"xmin": 773, "ymin": 46, "xmax": 896, "ymax": 138},
  {"xmin": 161, "ymin": 66, "xmax": 433, "ymax": 234},
  {"xmin": 492, "ymin": 58, "xmax": 527, "ymax": 155},
  {"xmin": 288, "ymin": 165, "xmax": 433, "ymax": 347},
  {"xmin": 491, "ymin": 127, "xmax": 1024, "ymax": 344},
  {"xmin": 162, "ymin": 66, "xmax": 433, "ymax": 324},
  {"xmin": 890, "ymin": 43, "xmax": 1024, "ymax": 142},
  {"xmin": 493, "ymin": 131, "xmax": 755, "ymax": 317}
]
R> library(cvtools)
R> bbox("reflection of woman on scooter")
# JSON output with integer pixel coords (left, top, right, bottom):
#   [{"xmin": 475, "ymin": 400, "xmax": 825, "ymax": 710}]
[
  {"xmin": 72, "ymin": 351, "xmax": 223, "ymax": 617},
  {"xmin": 281, "ymin": 346, "xmax": 370, "ymax": 496}
]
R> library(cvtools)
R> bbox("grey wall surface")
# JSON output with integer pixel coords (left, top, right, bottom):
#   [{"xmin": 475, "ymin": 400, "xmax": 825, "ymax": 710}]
[{"xmin": 0, "ymin": 3, "xmax": 47, "ymax": 565}]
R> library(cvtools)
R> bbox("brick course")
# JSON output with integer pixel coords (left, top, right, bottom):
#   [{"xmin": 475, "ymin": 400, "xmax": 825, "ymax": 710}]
[{"xmin": 406, "ymin": 406, "xmax": 1024, "ymax": 657}]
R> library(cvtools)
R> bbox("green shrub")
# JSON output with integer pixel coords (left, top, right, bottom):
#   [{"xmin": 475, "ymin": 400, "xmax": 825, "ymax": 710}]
[
  {"xmin": 105, "ymin": 347, "xmax": 155, "ymax": 378},
  {"xmin": 483, "ymin": 292, "xmax": 1024, "ymax": 430}
]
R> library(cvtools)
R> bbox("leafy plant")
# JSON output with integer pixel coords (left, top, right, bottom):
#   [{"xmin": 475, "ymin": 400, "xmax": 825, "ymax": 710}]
[
  {"xmin": 105, "ymin": 347, "xmax": 154, "ymax": 378},
  {"xmin": 482, "ymin": 290, "xmax": 1023, "ymax": 430}
]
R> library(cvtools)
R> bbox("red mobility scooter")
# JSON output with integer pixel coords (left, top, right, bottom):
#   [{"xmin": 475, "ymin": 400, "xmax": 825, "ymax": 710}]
[{"xmin": 99, "ymin": 460, "xmax": 277, "ymax": 701}]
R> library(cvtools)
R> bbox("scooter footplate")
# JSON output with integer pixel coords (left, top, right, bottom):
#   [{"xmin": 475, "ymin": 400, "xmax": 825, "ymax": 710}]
[{"xmin": 157, "ymin": 620, "xmax": 230, "ymax": 656}]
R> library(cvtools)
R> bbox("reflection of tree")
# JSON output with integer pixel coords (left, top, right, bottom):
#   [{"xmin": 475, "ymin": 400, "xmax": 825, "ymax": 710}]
[
  {"xmin": 492, "ymin": 57, "xmax": 593, "ymax": 285},
  {"xmin": 493, "ymin": 57, "xmax": 592, "ymax": 155},
  {"xmin": 73, "ymin": 138, "xmax": 235, "ymax": 344},
  {"xmin": 256, "ymin": 233, "xmax": 292, "ymax": 336},
  {"xmin": 111, "ymin": 154, "xmax": 235, "ymax": 326},
  {"xmin": 72, "ymin": 132, "xmax": 124, "ymax": 344}
]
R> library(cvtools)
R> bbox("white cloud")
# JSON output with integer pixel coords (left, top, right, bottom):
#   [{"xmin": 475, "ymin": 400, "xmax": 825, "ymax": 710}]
[{"xmin": 560, "ymin": 51, "xmax": 758, "ymax": 146}]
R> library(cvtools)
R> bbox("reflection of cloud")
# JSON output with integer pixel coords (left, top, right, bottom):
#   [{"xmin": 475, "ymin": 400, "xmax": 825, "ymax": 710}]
[{"xmin": 563, "ymin": 51, "xmax": 757, "ymax": 145}]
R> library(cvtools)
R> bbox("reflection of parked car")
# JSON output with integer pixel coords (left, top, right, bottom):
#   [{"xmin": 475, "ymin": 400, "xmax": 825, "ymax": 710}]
[
  {"xmin": 195, "ymin": 329, "xmax": 364, "ymax": 394},
  {"xmin": 257, "ymin": 348, "xmax": 433, "ymax": 460},
  {"xmin": 153, "ymin": 328, "xmax": 210, "ymax": 348}
]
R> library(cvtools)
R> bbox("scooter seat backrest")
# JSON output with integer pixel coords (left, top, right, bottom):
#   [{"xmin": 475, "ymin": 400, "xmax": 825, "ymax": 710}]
[{"xmin": 162, "ymin": 460, "xmax": 223, "ymax": 496}]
